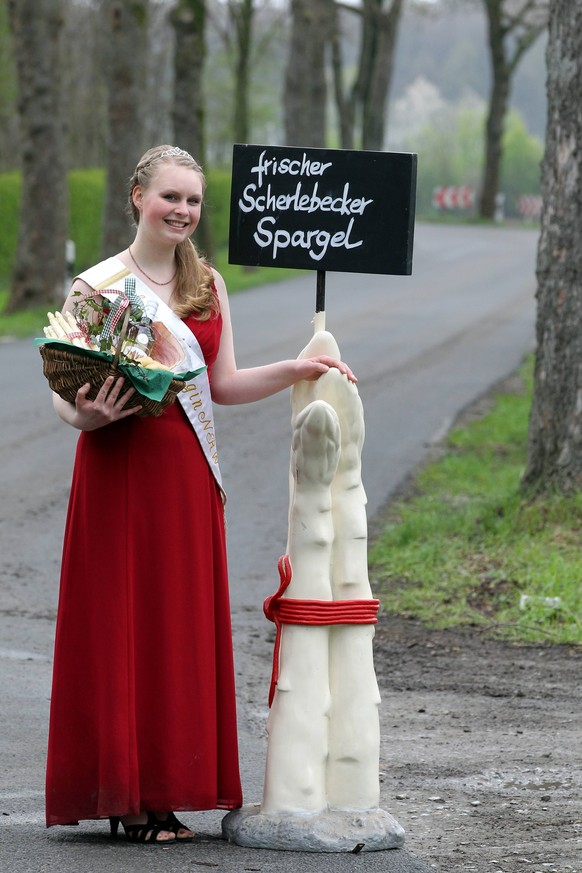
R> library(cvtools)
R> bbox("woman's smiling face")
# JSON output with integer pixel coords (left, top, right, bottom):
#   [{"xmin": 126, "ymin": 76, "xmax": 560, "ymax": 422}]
[{"xmin": 133, "ymin": 162, "xmax": 204, "ymax": 244}]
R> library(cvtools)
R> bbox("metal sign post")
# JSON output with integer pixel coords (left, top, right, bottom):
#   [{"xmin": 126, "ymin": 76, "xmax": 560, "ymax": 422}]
[{"xmin": 315, "ymin": 270, "xmax": 326, "ymax": 332}]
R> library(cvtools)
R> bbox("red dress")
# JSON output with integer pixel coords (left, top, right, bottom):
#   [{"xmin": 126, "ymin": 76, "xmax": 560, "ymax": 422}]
[{"xmin": 45, "ymin": 309, "xmax": 242, "ymax": 827}]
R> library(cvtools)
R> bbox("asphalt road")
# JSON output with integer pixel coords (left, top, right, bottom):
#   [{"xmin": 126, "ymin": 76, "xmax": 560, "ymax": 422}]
[{"xmin": 0, "ymin": 223, "xmax": 538, "ymax": 872}]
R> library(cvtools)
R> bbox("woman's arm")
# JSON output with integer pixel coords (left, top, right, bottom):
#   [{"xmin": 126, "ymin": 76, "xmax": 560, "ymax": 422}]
[
  {"xmin": 60, "ymin": 277, "xmax": 92, "ymax": 315},
  {"xmin": 209, "ymin": 271, "xmax": 356, "ymax": 406}
]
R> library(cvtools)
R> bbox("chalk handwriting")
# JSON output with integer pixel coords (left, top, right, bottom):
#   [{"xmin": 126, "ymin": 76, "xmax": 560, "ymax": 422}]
[
  {"xmin": 233, "ymin": 146, "xmax": 389, "ymax": 267},
  {"xmin": 254, "ymin": 216, "xmax": 363, "ymax": 262},
  {"xmin": 239, "ymin": 182, "xmax": 373, "ymax": 217},
  {"xmin": 250, "ymin": 149, "xmax": 333, "ymax": 188}
]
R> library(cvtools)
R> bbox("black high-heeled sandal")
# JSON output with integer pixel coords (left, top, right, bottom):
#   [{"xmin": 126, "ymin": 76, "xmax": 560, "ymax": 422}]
[
  {"xmin": 151, "ymin": 811, "xmax": 195, "ymax": 841},
  {"xmin": 109, "ymin": 812, "xmax": 177, "ymax": 845}
]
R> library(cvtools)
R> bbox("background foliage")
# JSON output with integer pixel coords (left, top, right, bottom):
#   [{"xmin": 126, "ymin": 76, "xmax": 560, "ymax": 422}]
[
  {"xmin": 0, "ymin": 0, "xmax": 547, "ymax": 309},
  {"xmin": 0, "ymin": 1, "xmax": 547, "ymax": 171}
]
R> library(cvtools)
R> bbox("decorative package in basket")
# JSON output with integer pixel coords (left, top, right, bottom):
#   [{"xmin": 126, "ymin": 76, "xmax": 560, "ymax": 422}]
[{"xmin": 36, "ymin": 277, "xmax": 205, "ymax": 418}]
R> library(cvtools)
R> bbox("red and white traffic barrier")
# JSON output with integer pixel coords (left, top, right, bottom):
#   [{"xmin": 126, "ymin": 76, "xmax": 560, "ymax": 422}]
[
  {"xmin": 433, "ymin": 185, "xmax": 476, "ymax": 210},
  {"xmin": 517, "ymin": 195, "xmax": 542, "ymax": 219}
]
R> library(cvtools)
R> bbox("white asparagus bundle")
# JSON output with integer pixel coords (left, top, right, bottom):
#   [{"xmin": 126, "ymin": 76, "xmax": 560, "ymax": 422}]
[
  {"xmin": 43, "ymin": 311, "xmax": 176, "ymax": 375},
  {"xmin": 43, "ymin": 311, "xmax": 96, "ymax": 350}
]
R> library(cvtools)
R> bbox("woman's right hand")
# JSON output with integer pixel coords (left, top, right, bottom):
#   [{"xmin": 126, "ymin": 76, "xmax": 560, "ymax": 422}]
[{"xmin": 55, "ymin": 376, "xmax": 142, "ymax": 430}]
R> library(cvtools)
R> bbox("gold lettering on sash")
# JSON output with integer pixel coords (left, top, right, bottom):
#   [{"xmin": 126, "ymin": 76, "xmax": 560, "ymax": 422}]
[
  {"xmin": 183, "ymin": 380, "xmax": 219, "ymax": 463},
  {"xmin": 183, "ymin": 382, "xmax": 204, "ymax": 410},
  {"xmin": 198, "ymin": 411, "xmax": 213, "ymax": 431}
]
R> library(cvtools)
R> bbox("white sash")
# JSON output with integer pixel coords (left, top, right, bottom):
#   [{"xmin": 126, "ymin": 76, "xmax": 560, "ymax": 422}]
[{"xmin": 76, "ymin": 257, "xmax": 224, "ymax": 493}]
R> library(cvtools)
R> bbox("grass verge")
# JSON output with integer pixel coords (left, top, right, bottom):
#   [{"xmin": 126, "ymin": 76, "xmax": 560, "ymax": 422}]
[
  {"xmin": 0, "ymin": 292, "xmax": 47, "ymax": 339},
  {"xmin": 212, "ymin": 250, "xmax": 301, "ymax": 294},
  {"xmin": 369, "ymin": 357, "xmax": 582, "ymax": 647}
]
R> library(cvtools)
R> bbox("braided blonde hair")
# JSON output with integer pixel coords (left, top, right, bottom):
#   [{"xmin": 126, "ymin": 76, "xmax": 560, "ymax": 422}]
[{"xmin": 128, "ymin": 145, "xmax": 218, "ymax": 321}]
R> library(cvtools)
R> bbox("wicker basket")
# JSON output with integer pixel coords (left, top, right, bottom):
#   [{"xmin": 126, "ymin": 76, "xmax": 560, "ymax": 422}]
[{"xmin": 39, "ymin": 310, "xmax": 185, "ymax": 418}]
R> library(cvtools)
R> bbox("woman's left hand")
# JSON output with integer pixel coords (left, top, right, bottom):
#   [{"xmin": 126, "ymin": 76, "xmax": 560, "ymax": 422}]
[{"xmin": 296, "ymin": 355, "xmax": 357, "ymax": 384}]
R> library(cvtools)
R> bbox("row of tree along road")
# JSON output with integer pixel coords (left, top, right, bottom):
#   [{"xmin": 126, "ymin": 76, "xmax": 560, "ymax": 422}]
[
  {"xmin": 4, "ymin": 0, "xmax": 546, "ymax": 312},
  {"xmin": 4, "ymin": 0, "xmax": 582, "ymax": 501}
]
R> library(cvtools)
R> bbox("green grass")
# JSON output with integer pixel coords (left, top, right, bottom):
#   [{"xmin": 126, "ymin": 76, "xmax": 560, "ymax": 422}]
[
  {"xmin": 0, "ymin": 291, "xmax": 48, "ymax": 338},
  {"xmin": 0, "ymin": 172, "xmax": 20, "ymax": 285},
  {"xmin": 213, "ymin": 250, "xmax": 301, "ymax": 293},
  {"xmin": 370, "ymin": 358, "xmax": 582, "ymax": 647}
]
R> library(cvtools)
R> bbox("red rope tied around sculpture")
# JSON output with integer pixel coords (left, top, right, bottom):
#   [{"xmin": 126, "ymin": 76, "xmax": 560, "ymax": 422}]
[{"xmin": 263, "ymin": 555, "xmax": 380, "ymax": 707}]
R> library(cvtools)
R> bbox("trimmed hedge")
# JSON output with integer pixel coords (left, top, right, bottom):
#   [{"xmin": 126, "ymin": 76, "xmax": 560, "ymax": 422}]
[
  {"xmin": 0, "ymin": 172, "xmax": 20, "ymax": 284},
  {"xmin": 0, "ymin": 167, "xmax": 233, "ymax": 283}
]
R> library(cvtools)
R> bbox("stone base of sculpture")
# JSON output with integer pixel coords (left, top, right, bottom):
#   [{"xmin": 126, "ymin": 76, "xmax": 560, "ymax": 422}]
[{"xmin": 222, "ymin": 804, "xmax": 405, "ymax": 853}]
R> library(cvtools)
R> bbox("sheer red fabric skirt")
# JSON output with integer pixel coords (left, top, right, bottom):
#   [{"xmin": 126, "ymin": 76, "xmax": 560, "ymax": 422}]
[{"xmin": 45, "ymin": 311, "xmax": 242, "ymax": 827}]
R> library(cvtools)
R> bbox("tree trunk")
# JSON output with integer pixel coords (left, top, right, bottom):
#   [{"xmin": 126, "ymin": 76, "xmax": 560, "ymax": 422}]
[
  {"xmin": 0, "ymin": 1, "xmax": 20, "ymax": 172},
  {"xmin": 172, "ymin": 0, "xmax": 206, "ymax": 159},
  {"xmin": 171, "ymin": 0, "xmax": 213, "ymax": 259},
  {"xmin": 101, "ymin": 0, "xmax": 149, "ymax": 259},
  {"xmin": 5, "ymin": 0, "xmax": 68, "ymax": 311},
  {"xmin": 63, "ymin": 2, "xmax": 108, "ymax": 170},
  {"xmin": 230, "ymin": 0, "xmax": 254, "ymax": 144},
  {"xmin": 361, "ymin": 0, "xmax": 404, "ymax": 151},
  {"xmin": 284, "ymin": 0, "xmax": 332, "ymax": 148},
  {"xmin": 522, "ymin": 0, "xmax": 582, "ymax": 493},
  {"xmin": 333, "ymin": 2, "xmax": 367, "ymax": 150},
  {"xmin": 480, "ymin": 0, "xmax": 510, "ymax": 219},
  {"xmin": 479, "ymin": 0, "xmax": 547, "ymax": 220},
  {"xmin": 329, "ymin": 3, "xmax": 354, "ymax": 149},
  {"xmin": 330, "ymin": 0, "xmax": 403, "ymax": 152}
]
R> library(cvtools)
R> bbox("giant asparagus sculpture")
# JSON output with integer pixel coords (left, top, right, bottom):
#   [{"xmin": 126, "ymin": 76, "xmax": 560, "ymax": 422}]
[{"xmin": 223, "ymin": 326, "xmax": 404, "ymax": 852}]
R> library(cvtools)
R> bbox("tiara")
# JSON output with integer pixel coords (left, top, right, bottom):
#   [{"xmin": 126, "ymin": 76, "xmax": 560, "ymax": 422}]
[{"xmin": 159, "ymin": 147, "xmax": 194, "ymax": 160}]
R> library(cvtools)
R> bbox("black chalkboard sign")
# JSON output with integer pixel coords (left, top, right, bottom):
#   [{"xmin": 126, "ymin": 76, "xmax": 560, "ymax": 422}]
[{"xmin": 228, "ymin": 144, "xmax": 417, "ymax": 276}]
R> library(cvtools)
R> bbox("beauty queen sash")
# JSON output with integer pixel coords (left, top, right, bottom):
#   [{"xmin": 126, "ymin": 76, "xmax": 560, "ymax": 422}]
[{"xmin": 76, "ymin": 257, "xmax": 224, "ymax": 494}]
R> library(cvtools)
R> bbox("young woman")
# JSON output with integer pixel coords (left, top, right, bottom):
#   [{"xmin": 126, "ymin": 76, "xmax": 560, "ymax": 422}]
[{"xmin": 45, "ymin": 145, "xmax": 355, "ymax": 845}]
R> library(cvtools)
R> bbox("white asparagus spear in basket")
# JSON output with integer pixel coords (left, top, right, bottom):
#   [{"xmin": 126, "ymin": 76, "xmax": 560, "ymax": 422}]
[
  {"xmin": 46, "ymin": 311, "xmax": 93, "ymax": 349},
  {"xmin": 47, "ymin": 312, "xmax": 68, "ymax": 339},
  {"xmin": 63, "ymin": 310, "xmax": 95, "ymax": 348},
  {"xmin": 55, "ymin": 311, "xmax": 91, "ymax": 348}
]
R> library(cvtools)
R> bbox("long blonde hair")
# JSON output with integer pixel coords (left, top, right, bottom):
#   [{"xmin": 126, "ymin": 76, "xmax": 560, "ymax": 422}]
[{"xmin": 128, "ymin": 145, "xmax": 218, "ymax": 321}]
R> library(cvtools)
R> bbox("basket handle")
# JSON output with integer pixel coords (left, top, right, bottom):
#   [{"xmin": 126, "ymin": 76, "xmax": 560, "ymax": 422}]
[{"xmin": 112, "ymin": 307, "xmax": 131, "ymax": 369}]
